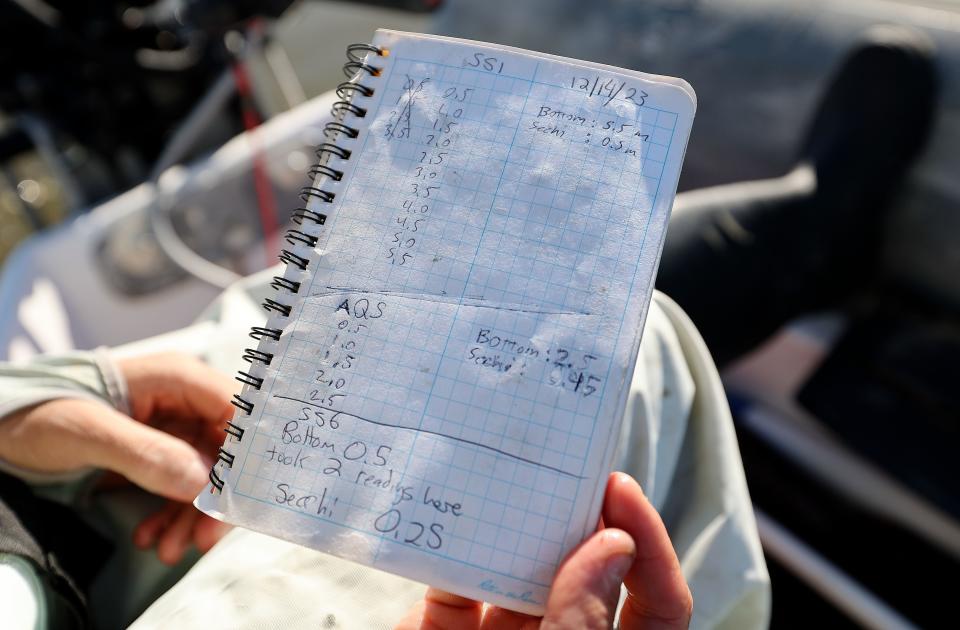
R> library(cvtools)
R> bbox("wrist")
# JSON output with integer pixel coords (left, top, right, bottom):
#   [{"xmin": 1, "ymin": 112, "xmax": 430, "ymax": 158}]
[{"xmin": 0, "ymin": 398, "xmax": 107, "ymax": 483}]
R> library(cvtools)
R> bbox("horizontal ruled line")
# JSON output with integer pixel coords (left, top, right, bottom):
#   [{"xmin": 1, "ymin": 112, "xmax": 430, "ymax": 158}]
[
  {"xmin": 310, "ymin": 287, "xmax": 589, "ymax": 316},
  {"xmin": 272, "ymin": 394, "xmax": 585, "ymax": 479}
]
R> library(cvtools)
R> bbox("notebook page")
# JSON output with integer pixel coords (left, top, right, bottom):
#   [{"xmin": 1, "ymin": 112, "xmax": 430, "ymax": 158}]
[{"xmin": 198, "ymin": 29, "xmax": 695, "ymax": 614}]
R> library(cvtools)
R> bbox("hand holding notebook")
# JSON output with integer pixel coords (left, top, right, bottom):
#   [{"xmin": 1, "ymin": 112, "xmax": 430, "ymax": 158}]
[{"xmin": 197, "ymin": 29, "xmax": 695, "ymax": 614}]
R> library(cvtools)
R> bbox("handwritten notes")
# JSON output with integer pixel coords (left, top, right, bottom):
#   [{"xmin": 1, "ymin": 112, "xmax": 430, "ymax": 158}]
[{"xmin": 197, "ymin": 29, "xmax": 695, "ymax": 615}]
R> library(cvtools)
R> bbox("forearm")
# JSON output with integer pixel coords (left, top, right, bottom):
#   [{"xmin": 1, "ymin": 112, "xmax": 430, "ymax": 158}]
[{"xmin": 0, "ymin": 349, "xmax": 128, "ymax": 483}]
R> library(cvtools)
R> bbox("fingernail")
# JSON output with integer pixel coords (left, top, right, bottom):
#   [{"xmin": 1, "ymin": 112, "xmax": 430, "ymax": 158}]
[
  {"xmin": 599, "ymin": 530, "xmax": 635, "ymax": 590},
  {"xmin": 614, "ymin": 472, "xmax": 643, "ymax": 495},
  {"xmin": 605, "ymin": 552, "xmax": 634, "ymax": 583}
]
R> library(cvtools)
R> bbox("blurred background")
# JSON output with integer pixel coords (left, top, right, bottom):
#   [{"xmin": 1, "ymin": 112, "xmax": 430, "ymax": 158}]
[{"xmin": 0, "ymin": 0, "xmax": 957, "ymax": 628}]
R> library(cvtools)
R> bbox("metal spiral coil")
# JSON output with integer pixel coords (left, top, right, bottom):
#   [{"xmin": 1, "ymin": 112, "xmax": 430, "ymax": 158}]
[
  {"xmin": 308, "ymin": 164, "xmax": 344, "ymax": 182},
  {"xmin": 299, "ymin": 187, "xmax": 335, "ymax": 203},
  {"xmin": 207, "ymin": 42, "xmax": 386, "ymax": 493},
  {"xmin": 346, "ymin": 43, "xmax": 382, "ymax": 63},
  {"xmin": 235, "ymin": 371, "xmax": 264, "ymax": 389},
  {"xmin": 278, "ymin": 249, "xmax": 309, "ymax": 271},
  {"xmin": 243, "ymin": 348, "xmax": 274, "ymax": 365},
  {"xmin": 262, "ymin": 298, "xmax": 292, "ymax": 317},
  {"xmin": 231, "ymin": 394, "xmax": 254, "ymax": 414},
  {"xmin": 324, "ymin": 121, "xmax": 359, "ymax": 140},
  {"xmin": 331, "ymin": 100, "xmax": 367, "ymax": 118},
  {"xmin": 342, "ymin": 60, "xmax": 382, "ymax": 79},
  {"xmin": 336, "ymin": 81, "xmax": 373, "ymax": 99},
  {"xmin": 217, "ymin": 448, "xmax": 236, "ymax": 467},
  {"xmin": 292, "ymin": 208, "xmax": 328, "ymax": 226},
  {"xmin": 249, "ymin": 326, "xmax": 282, "ymax": 341},
  {"xmin": 209, "ymin": 469, "xmax": 224, "ymax": 491},
  {"xmin": 225, "ymin": 422, "xmax": 245, "ymax": 440},
  {"xmin": 270, "ymin": 276, "xmax": 301, "ymax": 293},
  {"xmin": 284, "ymin": 230, "xmax": 318, "ymax": 248},
  {"xmin": 316, "ymin": 143, "xmax": 352, "ymax": 160}
]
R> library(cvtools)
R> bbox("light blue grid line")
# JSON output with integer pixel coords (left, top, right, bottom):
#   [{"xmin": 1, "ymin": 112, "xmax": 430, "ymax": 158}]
[
  {"xmin": 372, "ymin": 56, "xmax": 498, "ymax": 564},
  {"xmin": 233, "ymin": 488, "xmax": 553, "ymax": 588},
  {"xmin": 245, "ymin": 408, "xmax": 569, "ymax": 547},
  {"xmin": 397, "ymin": 56, "xmax": 678, "ymax": 116},
  {"xmin": 379, "ymin": 61, "xmax": 540, "ymax": 564},
  {"xmin": 572, "ymin": 108, "xmax": 679, "ymax": 543}
]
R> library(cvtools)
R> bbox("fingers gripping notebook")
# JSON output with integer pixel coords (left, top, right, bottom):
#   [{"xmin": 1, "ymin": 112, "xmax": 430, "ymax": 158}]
[{"xmin": 197, "ymin": 29, "xmax": 695, "ymax": 615}]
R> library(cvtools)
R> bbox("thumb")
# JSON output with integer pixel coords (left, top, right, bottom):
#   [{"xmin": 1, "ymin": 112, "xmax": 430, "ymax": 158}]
[
  {"xmin": 541, "ymin": 528, "xmax": 635, "ymax": 630},
  {"xmin": 87, "ymin": 406, "xmax": 210, "ymax": 502}
]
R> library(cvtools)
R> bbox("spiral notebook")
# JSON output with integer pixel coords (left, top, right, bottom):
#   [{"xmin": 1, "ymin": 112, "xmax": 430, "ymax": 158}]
[{"xmin": 197, "ymin": 29, "xmax": 695, "ymax": 615}]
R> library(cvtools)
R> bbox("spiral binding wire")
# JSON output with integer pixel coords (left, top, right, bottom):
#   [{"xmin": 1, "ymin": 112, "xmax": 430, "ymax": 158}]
[{"xmin": 208, "ymin": 42, "xmax": 386, "ymax": 493}]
